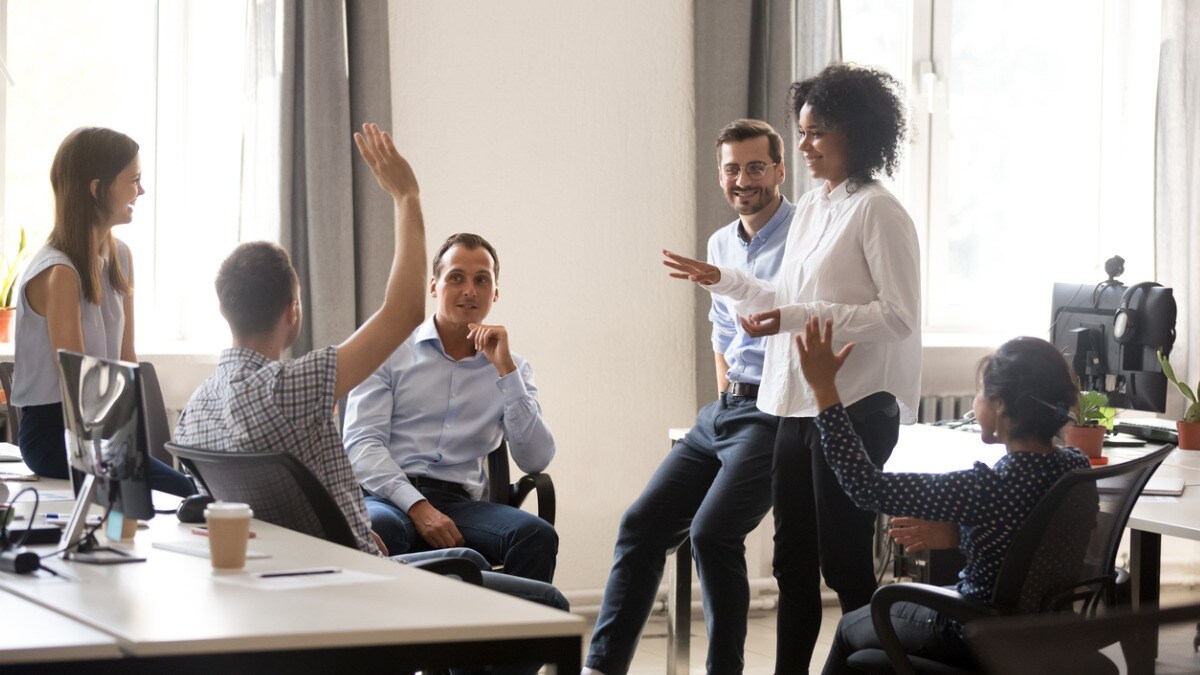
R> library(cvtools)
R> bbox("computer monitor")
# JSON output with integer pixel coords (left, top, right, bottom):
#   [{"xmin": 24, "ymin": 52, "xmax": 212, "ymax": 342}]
[
  {"xmin": 55, "ymin": 350, "xmax": 154, "ymax": 562},
  {"xmin": 1050, "ymin": 280, "xmax": 1177, "ymax": 413}
]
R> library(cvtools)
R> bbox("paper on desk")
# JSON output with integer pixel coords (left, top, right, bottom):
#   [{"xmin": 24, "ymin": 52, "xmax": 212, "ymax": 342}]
[
  {"xmin": 213, "ymin": 568, "xmax": 391, "ymax": 591},
  {"xmin": 1138, "ymin": 495, "xmax": 1181, "ymax": 503},
  {"xmin": 0, "ymin": 442, "xmax": 22, "ymax": 462},
  {"xmin": 152, "ymin": 539, "xmax": 271, "ymax": 560}
]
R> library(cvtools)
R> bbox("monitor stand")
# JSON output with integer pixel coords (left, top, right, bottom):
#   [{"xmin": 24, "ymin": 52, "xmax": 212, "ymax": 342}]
[{"xmin": 60, "ymin": 474, "xmax": 146, "ymax": 564}]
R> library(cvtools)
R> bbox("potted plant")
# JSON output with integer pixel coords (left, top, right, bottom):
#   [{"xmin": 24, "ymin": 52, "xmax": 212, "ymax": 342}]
[
  {"xmin": 1157, "ymin": 351, "xmax": 1200, "ymax": 451},
  {"xmin": 0, "ymin": 227, "xmax": 30, "ymax": 342},
  {"xmin": 1063, "ymin": 390, "xmax": 1114, "ymax": 462}
]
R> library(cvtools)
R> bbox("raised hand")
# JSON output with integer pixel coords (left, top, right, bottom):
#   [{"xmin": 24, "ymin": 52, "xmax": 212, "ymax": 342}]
[
  {"xmin": 740, "ymin": 309, "xmax": 781, "ymax": 338},
  {"xmin": 354, "ymin": 123, "xmax": 419, "ymax": 200},
  {"xmin": 888, "ymin": 517, "xmax": 960, "ymax": 553},
  {"xmin": 468, "ymin": 323, "xmax": 517, "ymax": 377},
  {"xmin": 662, "ymin": 249, "xmax": 721, "ymax": 286},
  {"xmin": 796, "ymin": 317, "xmax": 854, "ymax": 410}
]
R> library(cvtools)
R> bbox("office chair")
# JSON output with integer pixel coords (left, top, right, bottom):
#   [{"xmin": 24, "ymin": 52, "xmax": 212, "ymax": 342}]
[
  {"xmin": 847, "ymin": 443, "xmax": 1174, "ymax": 675},
  {"xmin": 165, "ymin": 442, "xmax": 482, "ymax": 584},
  {"xmin": 0, "ymin": 361, "xmax": 19, "ymax": 444},
  {"xmin": 486, "ymin": 439, "xmax": 556, "ymax": 525},
  {"xmin": 967, "ymin": 600, "xmax": 1200, "ymax": 675},
  {"xmin": 336, "ymin": 397, "xmax": 556, "ymax": 525},
  {"xmin": 138, "ymin": 361, "xmax": 179, "ymax": 468}
]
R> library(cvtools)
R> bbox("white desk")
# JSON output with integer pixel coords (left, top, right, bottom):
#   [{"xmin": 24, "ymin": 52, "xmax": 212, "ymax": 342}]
[
  {"xmin": 0, "ymin": 591, "xmax": 121, "ymax": 666},
  {"xmin": 0, "ymin": 511, "xmax": 584, "ymax": 672}
]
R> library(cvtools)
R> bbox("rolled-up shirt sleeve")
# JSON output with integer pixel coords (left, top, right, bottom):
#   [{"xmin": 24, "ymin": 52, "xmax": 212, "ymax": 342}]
[
  {"xmin": 343, "ymin": 362, "xmax": 425, "ymax": 513},
  {"xmin": 497, "ymin": 359, "xmax": 555, "ymax": 474}
]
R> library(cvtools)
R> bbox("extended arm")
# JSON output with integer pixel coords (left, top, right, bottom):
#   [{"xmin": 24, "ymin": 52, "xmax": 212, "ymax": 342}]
[
  {"xmin": 335, "ymin": 124, "xmax": 427, "ymax": 401},
  {"xmin": 662, "ymin": 249, "xmax": 778, "ymax": 316},
  {"xmin": 798, "ymin": 317, "xmax": 991, "ymax": 524}
]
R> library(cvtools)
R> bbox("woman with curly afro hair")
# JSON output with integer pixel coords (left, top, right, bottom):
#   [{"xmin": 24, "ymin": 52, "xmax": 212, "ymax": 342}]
[{"xmin": 663, "ymin": 63, "xmax": 922, "ymax": 671}]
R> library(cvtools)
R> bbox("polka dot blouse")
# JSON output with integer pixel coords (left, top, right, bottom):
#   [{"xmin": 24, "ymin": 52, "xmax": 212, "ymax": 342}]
[{"xmin": 815, "ymin": 403, "xmax": 1091, "ymax": 600}]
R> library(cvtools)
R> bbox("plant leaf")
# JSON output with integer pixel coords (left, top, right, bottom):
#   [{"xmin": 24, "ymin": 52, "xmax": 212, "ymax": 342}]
[
  {"xmin": 1159, "ymin": 351, "xmax": 1176, "ymax": 381},
  {"xmin": 1182, "ymin": 382, "xmax": 1198, "ymax": 406}
]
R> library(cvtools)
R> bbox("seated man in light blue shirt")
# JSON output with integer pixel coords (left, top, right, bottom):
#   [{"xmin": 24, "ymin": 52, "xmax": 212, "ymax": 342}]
[
  {"xmin": 586, "ymin": 119, "xmax": 793, "ymax": 675},
  {"xmin": 343, "ymin": 233, "xmax": 558, "ymax": 583}
]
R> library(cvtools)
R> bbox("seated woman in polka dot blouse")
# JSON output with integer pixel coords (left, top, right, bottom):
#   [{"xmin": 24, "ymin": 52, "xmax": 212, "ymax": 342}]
[{"xmin": 795, "ymin": 317, "xmax": 1091, "ymax": 673}]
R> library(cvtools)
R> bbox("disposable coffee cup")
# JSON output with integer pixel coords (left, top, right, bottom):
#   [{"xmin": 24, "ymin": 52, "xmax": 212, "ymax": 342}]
[{"xmin": 205, "ymin": 502, "xmax": 253, "ymax": 569}]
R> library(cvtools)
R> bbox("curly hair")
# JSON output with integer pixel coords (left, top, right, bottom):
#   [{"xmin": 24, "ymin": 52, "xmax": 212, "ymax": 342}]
[
  {"xmin": 978, "ymin": 337, "xmax": 1079, "ymax": 443},
  {"xmin": 788, "ymin": 63, "xmax": 908, "ymax": 187}
]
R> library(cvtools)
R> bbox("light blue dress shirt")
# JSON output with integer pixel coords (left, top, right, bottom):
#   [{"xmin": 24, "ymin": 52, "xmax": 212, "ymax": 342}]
[
  {"xmin": 342, "ymin": 314, "xmax": 556, "ymax": 513},
  {"xmin": 707, "ymin": 196, "xmax": 794, "ymax": 387}
]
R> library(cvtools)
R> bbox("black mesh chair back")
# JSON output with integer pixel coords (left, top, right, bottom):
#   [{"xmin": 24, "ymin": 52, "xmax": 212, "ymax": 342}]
[
  {"xmin": 138, "ymin": 362, "xmax": 177, "ymax": 468},
  {"xmin": 166, "ymin": 442, "xmax": 358, "ymax": 549},
  {"xmin": 991, "ymin": 443, "xmax": 1174, "ymax": 615},
  {"xmin": 0, "ymin": 361, "xmax": 19, "ymax": 443}
]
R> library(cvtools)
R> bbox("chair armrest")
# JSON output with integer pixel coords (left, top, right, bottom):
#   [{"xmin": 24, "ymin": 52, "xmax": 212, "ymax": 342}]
[
  {"xmin": 407, "ymin": 557, "xmax": 484, "ymax": 586},
  {"xmin": 512, "ymin": 472, "xmax": 555, "ymax": 525},
  {"xmin": 871, "ymin": 583, "xmax": 1006, "ymax": 675}
]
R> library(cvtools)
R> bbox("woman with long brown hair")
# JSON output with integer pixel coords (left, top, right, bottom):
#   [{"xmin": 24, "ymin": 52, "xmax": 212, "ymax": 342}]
[{"xmin": 11, "ymin": 127, "xmax": 193, "ymax": 496}]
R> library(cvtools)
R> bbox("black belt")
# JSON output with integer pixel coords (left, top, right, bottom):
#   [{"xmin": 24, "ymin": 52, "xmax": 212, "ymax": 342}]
[
  {"xmin": 408, "ymin": 475, "xmax": 470, "ymax": 499},
  {"xmin": 725, "ymin": 381, "xmax": 759, "ymax": 398}
]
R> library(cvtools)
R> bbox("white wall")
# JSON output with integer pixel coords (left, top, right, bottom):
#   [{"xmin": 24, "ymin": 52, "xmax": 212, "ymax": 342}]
[{"xmin": 387, "ymin": 1, "xmax": 697, "ymax": 592}]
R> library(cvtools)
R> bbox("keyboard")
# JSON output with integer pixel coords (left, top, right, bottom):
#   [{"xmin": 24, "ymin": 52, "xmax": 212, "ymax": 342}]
[{"xmin": 1113, "ymin": 421, "xmax": 1179, "ymax": 444}]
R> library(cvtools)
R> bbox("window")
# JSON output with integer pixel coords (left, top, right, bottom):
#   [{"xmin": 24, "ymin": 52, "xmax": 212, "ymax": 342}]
[
  {"xmin": 841, "ymin": 0, "xmax": 1162, "ymax": 343},
  {"xmin": 1, "ymin": 0, "xmax": 277, "ymax": 349}
]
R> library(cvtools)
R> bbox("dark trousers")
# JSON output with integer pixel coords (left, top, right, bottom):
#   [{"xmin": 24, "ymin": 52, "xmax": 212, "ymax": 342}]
[
  {"xmin": 366, "ymin": 486, "xmax": 558, "ymax": 583},
  {"xmin": 587, "ymin": 394, "xmax": 776, "ymax": 675},
  {"xmin": 822, "ymin": 601, "xmax": 975, "ymax": 673},
  {"xmin": 772, "ymin": 393, "xmax": 900, "ymax": 674},
  {"xmin": 18, "ymin": 402, "xmax": 196, "ymax": 498}
]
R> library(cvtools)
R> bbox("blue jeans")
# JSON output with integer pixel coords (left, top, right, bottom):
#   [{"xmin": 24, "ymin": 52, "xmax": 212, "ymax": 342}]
[
  {"xmin": 18, "ymin": 402, "xmax": 196, "ymax": 497},
  {"xmin": 587, "ymin": 394, "xmax": 777, "ymax": 675},
  {"xmin": 394, "ymin": 548, "xmax": 568, "ymax": 675},
  {"xmin": 822, "ymin": 601, "xmax": 975, "ymax": 673},
  {"xmin": 366, "ymin": 487, "xmax": 558, "ymax": 583}
]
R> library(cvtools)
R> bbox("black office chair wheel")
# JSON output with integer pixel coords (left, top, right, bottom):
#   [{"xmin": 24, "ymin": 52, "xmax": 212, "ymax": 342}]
[{"xmin": 1193, "ymin": 622, "xmax": 1199, "ymax": 652}]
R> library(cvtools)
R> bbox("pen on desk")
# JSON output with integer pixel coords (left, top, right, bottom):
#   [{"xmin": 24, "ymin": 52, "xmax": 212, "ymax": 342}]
[{"xmin": 258, "ymin": 567, "xmax": 342, "ymax": 579}]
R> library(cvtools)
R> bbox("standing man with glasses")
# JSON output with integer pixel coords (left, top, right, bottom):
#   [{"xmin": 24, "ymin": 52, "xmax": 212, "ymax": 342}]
[{"xmin": 583, "ymin": 119, "xmax": 793, "ymax": 675}]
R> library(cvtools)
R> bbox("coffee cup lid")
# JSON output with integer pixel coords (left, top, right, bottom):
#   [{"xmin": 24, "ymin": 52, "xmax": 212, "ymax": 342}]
[{"xmin": 204, "ymin": 502, "xmax": 254, "ymax": 519}]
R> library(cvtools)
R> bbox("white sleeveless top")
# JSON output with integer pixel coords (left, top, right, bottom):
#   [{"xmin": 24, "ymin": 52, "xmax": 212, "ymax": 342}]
[{"xmin": 11, "ymin": 242, "xmax": 130, "ymax": 407}]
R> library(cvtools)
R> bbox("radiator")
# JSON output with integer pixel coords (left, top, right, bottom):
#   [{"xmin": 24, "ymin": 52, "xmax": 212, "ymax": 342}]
[{"xmin": 918, "ymin": 394, "xmax": 975, "ymax": 424}]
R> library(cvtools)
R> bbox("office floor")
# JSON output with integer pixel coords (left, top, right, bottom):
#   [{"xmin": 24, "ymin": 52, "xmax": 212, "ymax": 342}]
[{"xmin": 575, "ymin": 586, "xmax": 1200, "ymax": 675}]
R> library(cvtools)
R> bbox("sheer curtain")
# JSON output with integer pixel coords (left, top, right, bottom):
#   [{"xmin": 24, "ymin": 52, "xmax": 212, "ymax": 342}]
[
  {"xmin": 1155, "ymin": 0, "xmax": 1200, "ymax": 418},
  {"xmin": 279, "ymin": 0, "xmax": 394, "ymax": 354},
  {"xmin": 690, "ymin": 0, "xmax": 840, "ymax": 406}
]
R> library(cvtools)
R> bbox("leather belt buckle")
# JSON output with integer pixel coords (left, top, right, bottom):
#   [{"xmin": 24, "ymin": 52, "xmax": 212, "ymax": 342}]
[{"xmin": 725, "ymin": 381, "xmax": 759, "ymax": 398}]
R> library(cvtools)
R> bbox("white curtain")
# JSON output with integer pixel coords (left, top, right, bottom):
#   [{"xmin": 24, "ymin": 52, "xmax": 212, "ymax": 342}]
[{"xmin": 1155, "ymin": 0, "xmax": 1200, "ymax": 418}]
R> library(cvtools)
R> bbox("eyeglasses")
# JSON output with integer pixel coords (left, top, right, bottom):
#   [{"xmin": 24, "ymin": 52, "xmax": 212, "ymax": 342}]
[{"xmin": 721, "ymin": 162, "xmax": 777, "ymax": 180}]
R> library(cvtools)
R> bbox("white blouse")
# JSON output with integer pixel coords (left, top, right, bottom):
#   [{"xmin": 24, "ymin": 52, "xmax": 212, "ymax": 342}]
[{"xmin": 706, "ymin": 180, "xmax": 922, "ymax": 423}]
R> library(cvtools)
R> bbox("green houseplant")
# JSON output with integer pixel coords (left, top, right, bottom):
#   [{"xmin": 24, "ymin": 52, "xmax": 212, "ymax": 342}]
[
  {"xmin": 1064, "ymin": 390, "xmax": 1114, "ymax": 461},
  {"xmin": 0, "ymin": 227, "xmax": 30, "ymax": 342},
  {"xmin": 1157, "ymin": 351, "xmax": 1200, "ymax": 450}
]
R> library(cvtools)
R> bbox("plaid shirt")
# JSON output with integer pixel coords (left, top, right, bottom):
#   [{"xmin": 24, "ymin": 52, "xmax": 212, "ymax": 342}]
[{"xmin": 175, "ymin": 346, "xmax": 380, "ymax": 555}]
